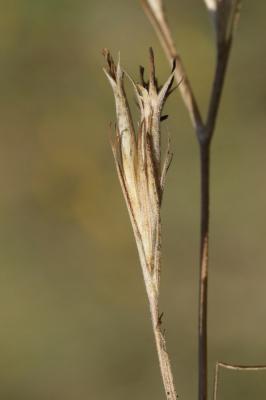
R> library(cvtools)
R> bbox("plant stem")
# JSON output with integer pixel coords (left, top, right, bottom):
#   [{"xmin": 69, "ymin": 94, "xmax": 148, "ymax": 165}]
[
  {"xmin": 148, "ymin": 290, "xmax": 177, "ymax": 400},
  {"xmin": 213, "ymin": 362, "xmax": 266, "ymax": 400},
  {"xmin": 143, "ymin": 226, "xmax": 178, "ymax": 400},
  {"xmin": 198, "ymin": 39, "xmax": 231, "ymax": 400},
  {"xmin": 198, "ymin": 140, "xmax": 210, "ymax": 400},
  {"xmin": 207, "ymin": 41, "xmax": 232, "ymax": 139}
]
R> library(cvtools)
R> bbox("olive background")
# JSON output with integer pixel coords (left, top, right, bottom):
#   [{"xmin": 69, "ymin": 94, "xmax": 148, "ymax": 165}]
[{"xmin": 0, "ymin": 1, "xmax": 266, "ymax": 399}]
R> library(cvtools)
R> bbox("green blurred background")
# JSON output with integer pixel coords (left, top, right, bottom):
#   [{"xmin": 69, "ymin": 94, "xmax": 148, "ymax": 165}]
[{"xmin": 0, "ymin": 1, "xmax": 265, "ymax": 399}]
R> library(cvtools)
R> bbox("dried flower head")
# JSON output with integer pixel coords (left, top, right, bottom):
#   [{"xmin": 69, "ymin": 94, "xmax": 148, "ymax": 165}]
[
  {"xmin": 103, "ymin": 47, "xmax": 177, "ymax": 400},
  {"xmin": 103, "ymin": 49, "xmax": 174, "ymax": 287}
]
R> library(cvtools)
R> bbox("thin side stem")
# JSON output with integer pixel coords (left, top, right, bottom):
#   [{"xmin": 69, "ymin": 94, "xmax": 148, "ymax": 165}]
[
  {"xmin": 213, "ymin": 362, "xmax": 220, "ymax": 400},
  {"xmin": 206, "ymin": 40, "xmax": 232, "ymax": 138},
  {"xmin": 213, "ymin": 362, "xmax": 266, "ymax": 400},
  {"xmin": 198, "ymin": 141, "xmax": 210, "ymax": 400}
]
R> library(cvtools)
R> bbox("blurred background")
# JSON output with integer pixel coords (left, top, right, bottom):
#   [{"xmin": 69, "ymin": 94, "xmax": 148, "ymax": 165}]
[{"xmin": 0, "ymin": 1, "xmax": 265, "ymax": 399}]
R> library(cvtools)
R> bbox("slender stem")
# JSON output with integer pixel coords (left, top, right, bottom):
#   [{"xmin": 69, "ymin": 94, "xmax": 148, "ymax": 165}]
[
  {"xmin": 213, "ymin": 362, "xmax": 266, "ymax": 400},
  {"xmin": 148, "ymin": 291, "xmax": 177, "ymax": 400},
  {"xmin": 197, "ymin": 36, "xmax": 233, "ymax": 400},
  {"xmin": 213, "ymin": 362, "xmax": 220, "ymax": 400},
  {"xmin": 198, "ymin": 140, "xmax": 210, "ymax": 400},
  {"xmin": 206, "ymin": 40, "xmax": 232, "ymax": 138},
  {"xmin": 197, "ymin": 38, "xmax": 232, "ymax": 400},
  {"xmin": 143, "ymin": 223, "xmax": 178, "ymax": 400}
]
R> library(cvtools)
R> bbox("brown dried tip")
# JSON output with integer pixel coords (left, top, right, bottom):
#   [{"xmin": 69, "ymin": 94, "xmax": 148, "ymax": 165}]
[
  {"xmin": 139, "ymin": 65, "xmax": 147, "ymax": 88},
  {"xmin": 171, "ymin": 57, "xmax": 176, "ymax": 73},
  {"xmin": 149, "ymin": 47, "xmax": 155, "ymax": 81},
  {"xmin": 139, "ymin": 48, "xmax": 161, "ymax": 92},
  {"xmin": 102, "ymin": 48, "xmax": 117, "ymax": 81}
]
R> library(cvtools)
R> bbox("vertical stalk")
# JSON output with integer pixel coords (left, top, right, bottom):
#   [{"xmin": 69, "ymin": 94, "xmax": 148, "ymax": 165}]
[
  {"xmin": 198, "ymin": 140, "xmax": 210, "ymax": 400},
  {"xmin": 197, "ymin": 40, "xmax": 230, "ymax": 400},
  {"xmin": 148, "ymin": 290, "xmax": 178, "ymax": 400}
]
